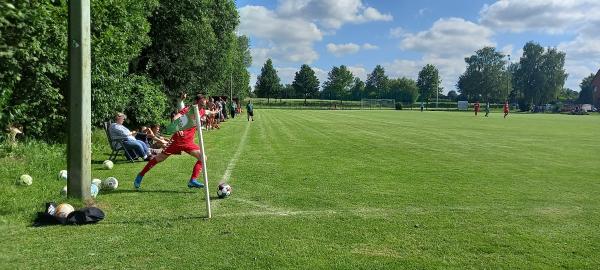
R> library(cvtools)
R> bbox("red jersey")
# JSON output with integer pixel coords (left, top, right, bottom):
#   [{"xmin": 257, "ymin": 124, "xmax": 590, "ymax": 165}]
[
  {"xmin": 170, "ymin": 106, "xmax": 205, "ymax": 141},
  {"xmin": 503, "ymin": 103, "xmax": 509, "ymax": 113}
]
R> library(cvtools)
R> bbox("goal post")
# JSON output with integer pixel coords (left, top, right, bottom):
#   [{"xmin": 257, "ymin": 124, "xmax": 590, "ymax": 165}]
[{"xmin": 360, "ymin": 99, "xmax": 395, "ymax": 110}]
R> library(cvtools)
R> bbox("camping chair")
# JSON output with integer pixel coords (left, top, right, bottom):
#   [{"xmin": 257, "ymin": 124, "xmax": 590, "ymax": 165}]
[{"xmin": 103, "ymin": 122, "xmax": 136, "ymax": 163}]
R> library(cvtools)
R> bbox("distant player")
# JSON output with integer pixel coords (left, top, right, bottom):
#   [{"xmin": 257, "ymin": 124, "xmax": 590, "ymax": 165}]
[
  {"xmin": 503, "ymin": 100, "xmax": 509, "ymax": 118},
  {"xmin": 484, "ymin": 102, "xmax": 490, "ymax": 117},
  {"xmin": 474, "ymin": 101, "xmax": 480, "ymax": 116},
  {"xmin": 246, "ymin": 100, "xmax": 254, "ymax": 121},
  {"xmin": 420, "ymin": 101, "xmax": 424, "ymax": 112},
  {"xmin": 133, "ymin": 93, "xmax": 209, "ymax": 190}
]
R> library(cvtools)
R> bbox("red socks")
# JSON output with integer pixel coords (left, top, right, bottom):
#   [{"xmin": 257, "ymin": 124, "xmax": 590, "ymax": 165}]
[
  {"xmin": 139, "ymin": 158, "xmax": 158, "ymax": 176},
  {"xmin": 191, "ymin": 160, "xmax": 203, "ymax": 179}
]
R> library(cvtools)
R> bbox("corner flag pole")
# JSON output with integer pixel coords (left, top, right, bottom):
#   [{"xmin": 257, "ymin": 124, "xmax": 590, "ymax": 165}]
[{"xmin": 193, "ymin": 105, "xmax": 211, "ymax": 218}]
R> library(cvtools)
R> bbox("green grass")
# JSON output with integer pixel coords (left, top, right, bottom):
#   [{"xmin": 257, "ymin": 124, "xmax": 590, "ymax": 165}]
[{"xmin": 2, "ymin": 110, "xmax": 600, "ymax": 269}]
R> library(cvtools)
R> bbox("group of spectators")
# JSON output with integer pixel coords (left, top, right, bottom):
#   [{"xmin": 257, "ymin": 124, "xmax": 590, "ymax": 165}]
[{"xmin": 109, "ymin": 96, "xmax": 252, "ymax": 161}]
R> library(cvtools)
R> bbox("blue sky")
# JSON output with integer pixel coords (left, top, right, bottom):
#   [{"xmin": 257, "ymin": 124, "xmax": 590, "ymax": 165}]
[{"xmin": 236, "ymin": 0, "xmax": 600, "ymax": 93}]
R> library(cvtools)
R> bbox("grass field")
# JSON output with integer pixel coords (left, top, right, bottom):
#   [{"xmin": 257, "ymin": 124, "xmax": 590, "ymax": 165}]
[{"xmin": 2, "ymin": 110, "xmax": 600, "ymax": 269}]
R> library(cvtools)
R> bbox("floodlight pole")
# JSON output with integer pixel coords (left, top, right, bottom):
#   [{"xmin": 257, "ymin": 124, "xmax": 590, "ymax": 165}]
[
  {"xmin": 194, "ymin": 105, "xmax": 212, "ymax": 218},
  {"xmin": 67, "ymin": 0, "xmax": 91, "ymax": 199}
]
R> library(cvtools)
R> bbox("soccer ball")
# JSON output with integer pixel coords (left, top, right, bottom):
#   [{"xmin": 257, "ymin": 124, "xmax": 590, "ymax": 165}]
[
  {"xmin": 18, "ymin": 174, "xmax": 33, "ymax": 186},
  {"xmin": 58, "ymin": 170, "xmax": 68, "ymax": 181},
  {"xmin": 92, "ymin": 178, "xmax": 102, "ymax": 188},
  {"xmin": 217, "ymin": 183, "xmax": 232, "ymax": 198},
  {"xmin": 61, "ymin": 185, "xmax": 68, "ymax": 196},
  {"xmin": 102, "ymin": 160, "xmax": 114, "ymax": 170},
  {"xmin": 90, "ymin": 183, "xmax": 99, "ymax": 198},
  {"xmin": 55, "ymin": 203, "xmax": 75, "ymax": 219},
  {"xmin": 103, "ymin": 177, "xmax": 118, "ymax": 190}
]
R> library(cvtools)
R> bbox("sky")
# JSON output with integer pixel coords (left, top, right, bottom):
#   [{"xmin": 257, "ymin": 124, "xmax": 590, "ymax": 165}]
[{"xmin": 236, "ymin": 0, "xmax": 600, "ymax": 93}]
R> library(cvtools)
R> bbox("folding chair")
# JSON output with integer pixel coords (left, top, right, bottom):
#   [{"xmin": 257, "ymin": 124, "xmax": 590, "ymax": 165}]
[{"xmin": 104, "ymin": 122, "xmax": 136, "ymax": 163}]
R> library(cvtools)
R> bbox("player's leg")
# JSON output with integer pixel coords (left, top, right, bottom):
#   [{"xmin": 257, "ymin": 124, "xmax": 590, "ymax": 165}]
[
  {"xmin": 186, "ymin": 149, "xmax": 205, "ymax": 188},
  {"xmin": 133, "ymin": 151, "xmax": 170, "ymax": 189}
]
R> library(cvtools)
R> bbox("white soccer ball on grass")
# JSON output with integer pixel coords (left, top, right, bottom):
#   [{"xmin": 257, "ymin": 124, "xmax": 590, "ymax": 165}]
[
  {"xmin": 18, "ymin": 174, "xmax": 33, "ymax": 186},
  {"xmin": 103, "ymin": 177, "xmax": 118, "ymax": 190},
  {"xmin": 92, "ymin": 178, "xmax": 103, "ymax": 188},
  {"xmin": 217, "ymin": 183, "xmax": 232, "ymax": 198},
  {"xmin": 102, "ymin": 160, "xmax": 114, "ymax": 170},
  {"xmin": 58, "ymin": 170, "xmax": 68, "ymax": 181}
]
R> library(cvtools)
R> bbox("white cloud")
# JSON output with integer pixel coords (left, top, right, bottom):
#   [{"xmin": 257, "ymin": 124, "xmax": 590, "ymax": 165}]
[
  {"xmin": 558, "ymin": 20, "xmax": 600, "ymax": 90},
  {"xmin": 393, "ymin": 18, "xmax": 496, "ymax": 92},
  {"xmin": 362, "ymin": 43, "xmax": 378, "ymax": 50},
  {"xmin": 400, "ymin": 18, "xmax": 495, "ymax": 57},
  {"xmin": 418, "ymin": 8, "xmax": 429, "ymax": 16},
  {"xmin": 347, "ymin": 65, "xmax": 368, "ymax": 81},
  {"xmin": 326, "ymin": 42, "xmax": 379, "ymax": 56},
  {"xmin": 327, "ymin": 43, "xmax": 361, "ymax": 56},
  {"xmin": 277, "ymin": 0, "xmax": 392, "ymax": 29},
  {"xmin": 389, "ymin": 27, "xmax": 405, "ymax": 38},
  {"xmin": 238, "ymin": 5, "xmax": 322, "ymax": 65},
  {"xmin": 479, "ymin": 0, "xmax": 599, "ymax": 33}
]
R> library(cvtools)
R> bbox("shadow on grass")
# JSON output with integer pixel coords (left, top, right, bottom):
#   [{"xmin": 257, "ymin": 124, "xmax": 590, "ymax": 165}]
[{"xmin": 105, "ymin": 215, "xmax": 210, "ymax": 225}]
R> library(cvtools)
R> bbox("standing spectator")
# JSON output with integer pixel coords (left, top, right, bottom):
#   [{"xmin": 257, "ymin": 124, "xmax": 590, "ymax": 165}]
[
  {"xmin": 247, "ymin": 100, "xmax": 254, "ymax": 121},
  {"xmin": 109, "ymin": 113, "xmax": 151, "ymax": 160},
  {"xmin": 230, "ymin": 99, "xmax": 237, "ymax": 119}
]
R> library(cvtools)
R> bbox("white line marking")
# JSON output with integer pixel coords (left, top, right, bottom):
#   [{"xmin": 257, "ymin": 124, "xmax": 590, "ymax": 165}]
[{"xmin": 220, "ymin": 122, "xmax": 251, "ymax": 183}]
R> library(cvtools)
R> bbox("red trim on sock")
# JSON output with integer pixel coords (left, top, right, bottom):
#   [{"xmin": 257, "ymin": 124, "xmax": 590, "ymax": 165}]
[{"xmin": 139, "ymin": 159, "xmax": 158, "ymax": 176}]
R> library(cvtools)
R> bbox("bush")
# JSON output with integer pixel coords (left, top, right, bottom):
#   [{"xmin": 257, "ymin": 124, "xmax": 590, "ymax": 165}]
[
  {"xmin": 395, "ymin": 102, "xmax": 403, "ymax": 110},
  {"xmin": 123, "ymin": 75, "xmax": 168, "ymax": 127}
]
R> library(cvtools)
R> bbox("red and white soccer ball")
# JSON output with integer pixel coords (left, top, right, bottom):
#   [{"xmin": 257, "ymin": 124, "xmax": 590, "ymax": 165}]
[{"xmin": 217, "ymin": 183, "xmax": 232, "ymax": 198}]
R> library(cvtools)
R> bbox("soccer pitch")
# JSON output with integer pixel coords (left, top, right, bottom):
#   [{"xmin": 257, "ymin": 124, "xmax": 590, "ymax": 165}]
[{"xmin": 2, "ymin": 110, "xmax": 600, "ymax": 268}]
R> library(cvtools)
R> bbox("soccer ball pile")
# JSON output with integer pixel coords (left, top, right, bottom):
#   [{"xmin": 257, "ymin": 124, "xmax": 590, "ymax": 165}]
[
  {"xmin": 217, "ymin": 183, "xmax": 232, "ymax": 198},
  {"xmin": 58, "ymin": 170, "xmax": 118, "ymax": 197}
]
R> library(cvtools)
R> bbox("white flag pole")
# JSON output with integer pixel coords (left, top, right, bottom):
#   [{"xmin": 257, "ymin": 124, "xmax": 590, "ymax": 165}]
[{"xmin": 193, "ymin": 105, "xmax": 211, "ymax": 218}]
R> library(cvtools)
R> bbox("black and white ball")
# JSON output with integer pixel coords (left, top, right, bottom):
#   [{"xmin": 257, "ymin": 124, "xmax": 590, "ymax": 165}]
[{"xmin": 217, "ymin": 183, "xmax": 232, "ymax": 198}]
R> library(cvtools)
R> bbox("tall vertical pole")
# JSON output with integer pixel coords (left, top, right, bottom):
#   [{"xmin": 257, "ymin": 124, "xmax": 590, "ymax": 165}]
[
  {"xmin": 193, "ymin": 105, "xmax": 211, "ymax": 218},
  {"xmin": 67, "ymin": 0, "xmax": 91, "ymax": 199}
]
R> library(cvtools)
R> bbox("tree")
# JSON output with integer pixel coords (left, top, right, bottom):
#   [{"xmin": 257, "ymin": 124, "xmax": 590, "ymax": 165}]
[
  {"xmin": 280, "ymin": 84, "xmax": 296, "ymax": 99},
  {"xmin": 457, "ymin": 47, "xmax": 509, "ymax": 102},
  {"xmin": 292, "ymin": 64, "xmax": 320, "ymax": 103},
  {"xmin": 350, "ymin": 78, "xmax": 365, "ymax": 101},
  {"xmin": 144, "ymin": 0, "xmax": 239, "ymax": 99},
  {"xmin": 557, "ymin": 88, "xmax": 578, "ymax": 102},
  {"xmin": 322, "ymin": 65, "xmax": 354, "ymax": 100},
  {"xmin": 513, "ymin": 42, "xmax": 568, "ymax": 107},
  {"xmin": 255, "ymin": 59, "xmax": 281, "ymax": 103},
  {"xmin": 577, "ymin": 74, "xmax": 595, "ymax": 104},
  {"xmin": 447, "ymin": 90, "xmax": 458, "ymax": 101},
  {"xmin": 389, "ymin": 77, "xmax": 419, "ymax": 105},
  {"xmin": 417, "ymin": 64, "xmax": 442, "ymax": 103},
  {"xmin": 365, "ymin": 65, "xmax": 389, "ymax": 99}
]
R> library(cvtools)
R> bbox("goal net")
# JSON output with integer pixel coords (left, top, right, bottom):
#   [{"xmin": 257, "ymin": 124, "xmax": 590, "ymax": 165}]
[{"xmin": 360, "ymin": 99, "xmax": 395, "ymax": 110}]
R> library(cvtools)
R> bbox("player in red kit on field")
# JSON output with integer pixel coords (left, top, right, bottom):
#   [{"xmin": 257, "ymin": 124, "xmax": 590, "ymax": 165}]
[
  {"xmin": 503, "ymin": 100, "xmax": 509, "ymax": 118},
  {"xmin": 133, "ymin": 93, "xmax": 210, "ymax": 190},
  {"xmin": 474, "ymin": 101, "xmax": 480, "ymax": 116}
]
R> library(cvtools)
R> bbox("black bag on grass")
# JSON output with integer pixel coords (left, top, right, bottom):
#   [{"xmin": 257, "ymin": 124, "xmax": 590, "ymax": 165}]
[{"xmin": 33, "ymin": 203, "xmax": 105, "ymax": 226}]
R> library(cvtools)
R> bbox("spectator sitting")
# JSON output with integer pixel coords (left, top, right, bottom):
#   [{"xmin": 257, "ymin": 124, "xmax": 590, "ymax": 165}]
[
  {"xmin": 145, "ymin": 124, "xmax": 168, "ymax": 149},
  {"xmin": 109, "ymin": 112, "xmax": 151, "ymax": 161}
]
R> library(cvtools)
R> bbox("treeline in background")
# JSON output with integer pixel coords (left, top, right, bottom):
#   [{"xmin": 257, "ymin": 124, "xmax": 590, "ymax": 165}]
[{"xmin": 0, "ymin": 0, "xmax": 251, "ymax": 141}]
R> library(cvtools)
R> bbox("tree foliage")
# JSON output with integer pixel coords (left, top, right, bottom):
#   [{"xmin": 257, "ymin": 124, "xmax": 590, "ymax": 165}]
[
  {"xmin": 416, "ymin": 64, "xmax": 442, "ymax": 102},
  {"xmin": 513, "ymin": 42, "xmax": 568, "ymax": 106},
  {"xmin": 1, "ymin": 0, "xmax": 251, "ymax": 141},
  {"xmin": 255, "ymin": 59, "xmax": 281, "ymax": 102},
  {"xmin": 457, "ymin": 47, "xmax": 509, "ymax": 102},
  {"xmin": 292, "ymin": 64, "xmax": 320, "ymax": 103},
  {"xmin": 322, "ymin": 65, "xmax": 354, "ymax": 100},
  {"xmin": 365, "ymin": 65, "xmax": 388, "ymax": 99},
  {"xmin": 577, "ymin": 74, "xmax": 595, "ymax": 104},
  {"xmin": 389, "ymin": 77, "xmax": 419, "ymax": 104}
]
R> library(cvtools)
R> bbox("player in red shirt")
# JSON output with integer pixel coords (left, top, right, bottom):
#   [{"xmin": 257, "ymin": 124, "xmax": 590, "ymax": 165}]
[
  {"xmin": 474, "ymin": 101, "xmax": 480, "ymax": 116},
  {"xmin": 503, "ymin": 100, "xmax": 509, "ymax": 118},
  {"xmin": 133, "ymin": 94, "xmax": 208, "ymax": 189}
]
